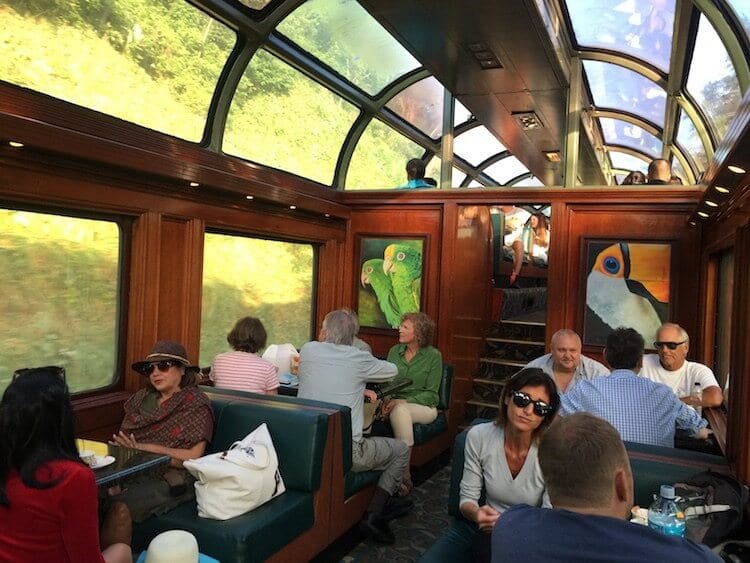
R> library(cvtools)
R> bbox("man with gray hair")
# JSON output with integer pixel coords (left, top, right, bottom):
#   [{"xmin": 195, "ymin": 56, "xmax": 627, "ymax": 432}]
[
  {"xmin": 639, "ymin": 323, "xmax": 723, "ymax": 407},
  {"xmin": 297, "ymin": 309, "xmax": 411, "ymax": 544},
  {"xmin": 491, "ymin": 413, "xmax": 721, "ymax": 562},
  {"xmin": 342, "ymin": 308, "xmax": 373, "ymax": 354},
  {"xmin": 525, "ymin": 329, "xmax": 609, "ymax": 393}
]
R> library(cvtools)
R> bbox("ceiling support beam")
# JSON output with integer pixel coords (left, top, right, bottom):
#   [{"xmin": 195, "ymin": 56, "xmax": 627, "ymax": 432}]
[
  {"xmin": 563, "ymin": 56, "xmax": 582, "ymax": 187},
  {"xmin": 439, "ymin": 90, "xmax": 455, "ymax": 189}
]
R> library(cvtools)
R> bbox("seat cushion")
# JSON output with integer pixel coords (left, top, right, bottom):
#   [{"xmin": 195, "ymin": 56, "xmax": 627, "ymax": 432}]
[
  {"xmin": 413, "ymin": 412, "xmax": 447, "ymax": 444},
  {"xmin": 133, "ymin": 490, "xmax": 313, "ymax": 563},
  {"xmin": 344, "ymin": 470, "xmax": 381, "ymax": 498}
]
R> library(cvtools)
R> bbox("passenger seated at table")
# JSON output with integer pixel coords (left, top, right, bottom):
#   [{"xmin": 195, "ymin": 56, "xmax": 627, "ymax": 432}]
[
  {"xmin": 210, "ymin": 316, "xmax": 279, "ymax": 394},
  {"xmin": 382, "ymin": 312, "xmax": 442, "ymax": 496},
  {"xmin": 459, "ymin": 368, "xmax": 559, "ymax": 563},
  {"xmin": 558, "ymin": 327, "xmax": 710, "ymax": 447},
  {"xmin": 492, "ymin": 413, "xmax": 721, "ymax": 562},
  {"xmin": 110, "ymin": 341, "xmax": 213, "ymax": 523},
  {"xmin": 0, "ymin": 366, "xmax": 131, "ymax": 563}
]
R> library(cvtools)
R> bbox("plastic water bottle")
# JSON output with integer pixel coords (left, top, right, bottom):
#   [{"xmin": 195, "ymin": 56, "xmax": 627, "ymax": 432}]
[
  {"xmin": 648, "ymin": 485, "xmax": 686, "ymax": 537},
  {"xmin": 691, "ymin": 382, "xmax": 703, "ymax": 416}
]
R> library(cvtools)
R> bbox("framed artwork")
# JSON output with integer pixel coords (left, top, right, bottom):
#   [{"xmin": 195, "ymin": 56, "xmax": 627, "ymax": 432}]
[
  {"xmin": 582, "ymin": 240, "xmax": 672, "ymax": 347},
  {"xmin": 357, "ymin": 236, "xmax": 425, "ymax": 330}
]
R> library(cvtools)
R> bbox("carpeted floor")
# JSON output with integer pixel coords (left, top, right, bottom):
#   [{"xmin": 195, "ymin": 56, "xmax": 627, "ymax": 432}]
[{"xmin": 312, "ymin": 464, "xmax": 452, "ymax": 563}]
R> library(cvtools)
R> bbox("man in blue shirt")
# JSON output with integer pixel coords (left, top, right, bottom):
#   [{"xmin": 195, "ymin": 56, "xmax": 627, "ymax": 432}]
[
  {"xmin": 492, "ymin": 413, "xmax": 721, "ymax": 562},
  {"xmin": 558, "ymin": 327, "xmax": 709, "ymax": 447}
]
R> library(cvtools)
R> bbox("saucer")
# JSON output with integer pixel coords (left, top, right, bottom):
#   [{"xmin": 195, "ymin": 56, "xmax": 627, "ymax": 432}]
[{"xmin": 90, "ymin": 455, "xmax": 116, "ymax": 470}]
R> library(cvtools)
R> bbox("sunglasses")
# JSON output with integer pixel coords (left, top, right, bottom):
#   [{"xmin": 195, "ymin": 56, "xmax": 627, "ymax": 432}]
[
  {"xmin": 510, "ymin": 390, "xmax": 553, "ymax": 417},
  {"xmin": 653, "ymin": 341, "xmax": 686, "ymax": 350},
  {"xmin": 142, "ymin": 361, "xmax": 180, "ymax": 375},
  {"xmin": 12, "ymin": 365, "xmax": 66, "ymax": 382}
]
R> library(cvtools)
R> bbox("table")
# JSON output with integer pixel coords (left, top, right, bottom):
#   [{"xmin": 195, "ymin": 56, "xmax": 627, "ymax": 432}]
[{"xmin": 77, "ymin": 439, "xmax": 171, "ymax": 487}]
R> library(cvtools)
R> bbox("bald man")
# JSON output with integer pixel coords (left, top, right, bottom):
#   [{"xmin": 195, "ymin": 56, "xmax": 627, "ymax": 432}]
[
  {"xmin": 647, "ymin": 158, "xmax": 671, "ymax": 185},
  {"xmin": 525, "ymin": 329, "xmax": 609, "ymax": 393}
]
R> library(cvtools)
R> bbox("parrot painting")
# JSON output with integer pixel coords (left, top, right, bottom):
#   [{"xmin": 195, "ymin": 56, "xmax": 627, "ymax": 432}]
[
  {"xmin": 383, "ymin": 242, "xmax": 423, "ymax": 316},
  {"xmin": 360, "ymin": 258, "xmax": 402, "ymax": 328}
]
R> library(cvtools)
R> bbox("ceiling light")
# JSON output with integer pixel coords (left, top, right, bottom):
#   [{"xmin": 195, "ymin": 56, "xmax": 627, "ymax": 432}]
[
  {"xmin": 513, "ymin": 111, "xmax": 543, "ymax": 130},
  {"xmin": 544, "ymin": 151, "xmax": 561, "ymax": 162},
  {"xmin": 245, "ymin": 195, "xmax": 254, "ymax": 200},
  {"xmin": 289, "ymin": 205, "xmax": 297, "ymax": 210},
  {"xmin": 715, "ymin": 186, "xmax": 730, "ymax": 193},
  {"xmin": 324, "ymin": 213, "xmax": 330, "ymax": 218},
  {"xmin": 705, "ymin": 200, "xmax": 718, "ymax": 207},
  {"xmin": 697, "ymin": 211, "xmax": 709, "ymax": 218},
  {"xmin": 188, "ymin": 181, "xmax": 200, "ymax": 188},
  {"xmin": 465, "ymin": 41, "xmax": 503, "ymax": 70},
  {"xmin": 689, "ymin": 221, "xmax": 697, "ymax": 226},
  {"xmin": 8, "ymin": 141, "xmax": 24, "ymax": 148},
  {"xmin": 728, "ymin": 165, "xmax": 746, "ymax": 174}
]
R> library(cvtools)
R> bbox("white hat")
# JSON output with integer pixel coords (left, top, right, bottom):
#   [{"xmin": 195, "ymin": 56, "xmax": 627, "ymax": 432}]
[{"xmin": 145, "ymin": 530, "xmax": 199, "ymax": 563}]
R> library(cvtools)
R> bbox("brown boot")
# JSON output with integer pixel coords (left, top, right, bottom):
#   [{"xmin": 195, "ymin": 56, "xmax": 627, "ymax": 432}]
[{"xmin": 100, "ymin": 502, "xmax": 132, "ymax": 549}]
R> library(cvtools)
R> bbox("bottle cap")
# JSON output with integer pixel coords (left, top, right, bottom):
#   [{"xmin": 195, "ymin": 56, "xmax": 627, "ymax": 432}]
[{"xmin": 660, "ymin": 485, "xmax": 675, "ymax": 499}]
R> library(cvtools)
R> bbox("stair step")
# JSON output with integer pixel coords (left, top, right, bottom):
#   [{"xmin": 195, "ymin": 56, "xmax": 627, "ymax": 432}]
[
  {"xmin": 474, "ymin": 378, "xmax": 506, "ymax": 386},
  {"xmin": 480, "ymin": 358, "xmax": 526, "ymax": 367},
  {"xmin": 467, "ymin": 398, "xmax": 499, "ymax": 409},
  {"xmin": 502, "ymin": 319, "xmax": 546, "ymax": 327},
  {"xmin": 486, "ymin": 337, "xmax": 545, "ymax": 346}
]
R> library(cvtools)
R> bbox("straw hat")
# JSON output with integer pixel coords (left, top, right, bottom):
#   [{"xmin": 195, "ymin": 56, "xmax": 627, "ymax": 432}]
[{"xmin": 144, "ymin": 530, "xmax": 199, "ymax": 563}]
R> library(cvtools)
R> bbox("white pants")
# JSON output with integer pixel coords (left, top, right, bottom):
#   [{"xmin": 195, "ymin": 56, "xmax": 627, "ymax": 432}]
[{"xmin": 389, "ymin": 402, "xmax": 438, "ymax": 446}]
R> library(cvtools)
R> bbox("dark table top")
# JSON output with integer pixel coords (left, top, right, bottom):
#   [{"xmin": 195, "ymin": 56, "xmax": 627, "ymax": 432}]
[{"xmin": 77, "ymin": 439, "xmax": 171, "ymax": 487}]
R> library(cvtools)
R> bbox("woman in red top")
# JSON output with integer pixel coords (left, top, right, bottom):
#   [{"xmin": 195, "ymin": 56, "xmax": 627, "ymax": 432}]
[{"xmin": 0, "ymin": 366, "xmax": 131, "ymax": 563}]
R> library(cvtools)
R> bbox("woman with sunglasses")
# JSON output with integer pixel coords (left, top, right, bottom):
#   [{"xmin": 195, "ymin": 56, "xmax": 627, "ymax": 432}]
[
  {"xmin": 0, "ymin": 366, "xmax": 132, "ymax": 563},
  {"xmin": 459, "ymin": 367, "xmax": 560, "ymax": 563},
  {"xmin": 109, "ymin": 341, "xmax": 213, "ymax": 522}
]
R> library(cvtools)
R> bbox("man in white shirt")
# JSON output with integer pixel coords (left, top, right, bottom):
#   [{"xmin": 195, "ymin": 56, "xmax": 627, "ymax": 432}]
[
  {"xmin": 639, "ymin": 323, "xmax": 723, "ymax": 407},
  {"xmin": 525, "ymin": 329, "xmax": 609, "ymax": 393}
]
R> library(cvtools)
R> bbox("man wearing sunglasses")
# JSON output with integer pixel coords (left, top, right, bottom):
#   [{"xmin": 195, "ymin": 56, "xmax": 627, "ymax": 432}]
[
  {"xmin": 639, "ymin": 323, "xmax": 723, "ymax": 408},
  {"xmin": 525, "ymin": 329, "xmax": 609, "ymax": 393},
  {"xmin": 558, "ymin": 327, "xmax": 709, "ymax": 448}
]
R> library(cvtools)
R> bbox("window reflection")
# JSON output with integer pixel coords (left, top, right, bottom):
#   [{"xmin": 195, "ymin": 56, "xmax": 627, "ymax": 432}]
[
  {"xmin": 564, "ymin": 0, "xmax": 675, "ymax": 71},
  {"xmin": 454, "ymin": 126, "xmax": 507, "ymax": 166},
  {"xmin": 676, "ymin": 108, "xmax": 709, "ymax": 173},
  {"xmin": 386, "ymin": 77, "xmax": 444, "ymax": 139},
  {"xmin": 686, "ymin": 15, "xmax": 742, "ymax": 142},
  {"xmin": 582, "ymin": 60, "xmax": 666, "ymax": 126},
  {"xmin": 599, "ymin": 117, "xmax": 662, "ymax": 158},
  {"xmin": 276, "ymin": 0, "xmax": 419, "ymax": 95}
]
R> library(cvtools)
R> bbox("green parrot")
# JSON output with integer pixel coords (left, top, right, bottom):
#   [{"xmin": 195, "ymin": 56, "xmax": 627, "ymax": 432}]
[
  {"xmin": 360, "ymin": 258, "xmax": 402, "ymax": 328},
  {"xmin": 383, "ymin": 243, "xmax": 422, "ymax": 315}
]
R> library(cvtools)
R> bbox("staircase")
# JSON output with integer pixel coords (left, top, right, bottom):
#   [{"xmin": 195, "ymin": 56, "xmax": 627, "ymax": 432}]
[{"xmin": 464, "ymin": 318, "xmax": 546, "ymax": 424}]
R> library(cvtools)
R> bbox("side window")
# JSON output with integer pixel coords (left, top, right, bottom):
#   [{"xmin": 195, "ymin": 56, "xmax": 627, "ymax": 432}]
[
  {"xmin": 200, "ymin": 232, "xmax": 315, "ymax": 366},
  {"xmin": 0, "ymin": 208, "xmax": 123, "ymax": 394}
]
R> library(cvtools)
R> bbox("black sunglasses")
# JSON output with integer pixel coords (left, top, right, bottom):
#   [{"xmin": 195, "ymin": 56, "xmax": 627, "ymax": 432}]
[
  {"xmin": 142, "ymin": 360, "xmax": 180, "ymax": 375},
  {"xmin": 12, "ymin": 365, "xmax": 66, "ymax": 382},
  {"xmin": 653, "ymin": 341, "xmax": 686, "ymax": 350},
  {"xmin": 511, "ymin": 390, "xmax": 553, "ymax": 417}
]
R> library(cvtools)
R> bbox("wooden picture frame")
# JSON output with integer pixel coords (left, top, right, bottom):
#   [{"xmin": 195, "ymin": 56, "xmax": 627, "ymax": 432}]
[
  {"xmin": 582, "ymin": 239, "xmax": 672, "ymax": 347},
  {"xmin": 356, "ymin": 236, "xmax": 426, "ymax": 330}
]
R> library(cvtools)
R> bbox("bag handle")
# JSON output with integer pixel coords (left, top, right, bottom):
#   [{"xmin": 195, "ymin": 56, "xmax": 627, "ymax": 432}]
[{"xmin": 220, "ymin": 441, "xmax": 271, "ymax": 469}]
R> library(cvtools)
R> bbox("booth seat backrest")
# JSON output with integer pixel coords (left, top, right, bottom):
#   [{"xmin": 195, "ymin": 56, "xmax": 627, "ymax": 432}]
[
  {"xmin": 204, "ymin": 393, "xmax": 328, "ymax": 493},
  {"xmin": 437, "ymin": 364, "xmax": 453, "ymax": 411}
]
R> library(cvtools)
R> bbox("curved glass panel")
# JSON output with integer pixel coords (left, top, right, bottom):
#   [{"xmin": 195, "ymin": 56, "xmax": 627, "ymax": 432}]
[
  {"xmin": 237, "ymin": 0, "xmax": 275, "ymax": 10},
  {"xmin": 609, "ymin": 150, "xmax": 648, "ymax": 173},
  {"xmin": 454, "ymin": 100, "xmax": 473, "ymax": 127},
  {"xmin": 676, "ymin": 108, "xmax": 709, "ymax": 173},
  {"xmin": 454, "ymin": 126, "xmax": 507, "ymax": 166},
  {"xmin": 511, "ymin": 176, "xmax": 544, "ymax": 187},
  {"xmin": 686, "ymin": 15, "xmax": 742, "ymax": 141},
  {"xmin": 484, "ymin": 156, "xmax": 529, "ymax": 185},
  {"xmin": 725, "ymin": 0, "xmax": 750, "ymax": 42},
  {"xmin": 582, "ymin": 60, "xmax": 666, "ymax": 126},
  {"xmin": 346, "ymin": 119, "xmax": 425, "ymax": 189},
  {"xmin": 599, "ymin": 117, "xmax": 662, "ymax": 157},
  {"xmin": 452, "ymin": 168, "xmax": 468, "ymax": 186},
  {"xmin": 386, "ymin": 77, "xmax": 444, "ymax": 138},
  {"xmin": 276, "ymin": 0, "xmax": 420, "ymax": 95},
  {"xmin": 564, "ymin": 0, "xmax": 675, "ymax": 71},
  {"xmin": 0, "ymin": 1, "xmax": 236, "ymax": 142},
  {"xmin": 467, "ymin": 179, "xmax": 485, "ymax": 188},
  {"xmin": 425, "ymin": 156, "xmax": 441, "ymax": 185},
  {"xmin": 670, "ymin": 156, "xmax": 687, "ymax": 184},
  {"xmin": 224, "ymin": 49, "xmax": 358, "ymax": 185}
]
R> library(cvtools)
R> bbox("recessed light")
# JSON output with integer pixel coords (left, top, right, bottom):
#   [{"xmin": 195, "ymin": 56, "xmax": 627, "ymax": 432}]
[
  {"xmin": 715, "ymin": 186, "xmax": 730, "ymax": 193},
  {"xmin": 705, "ymin": 200, "xmax": 718, "ymax": 207},
  {"xmin": 728, "ymin": 165, "xmax": 746, "ymax": 174},
  {"xmin": 245, "ymin": 195, "xmax": 254, "ymax": 200},
  {"xmin": 689, "ymin": 221, "xmax": 696, "ymax": 226},
  {"xmin": 324, "ymin": 213, "xmax": 330, "ymax": 218},
  {"xmin": 289, "ymin": 205, "xmax": 297, "ymax": 210},
  {"xmin": 189, "ymin": 181, "xmax": 200, "ymax": 188},
  {"xmin": 543, "ymin": 151, "xmax": 561, "ymax": 162},
  {"xmin": 697, "ymin": 211, "xmax": 709, "ymax": 218},
  {"xmin": 8, "ymin": 141, "xmax": 24, "ymax": 148}
]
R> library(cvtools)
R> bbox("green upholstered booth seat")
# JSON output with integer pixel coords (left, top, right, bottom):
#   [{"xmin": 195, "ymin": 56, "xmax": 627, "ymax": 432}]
[
  {"xmin": 413, "ymin": 411, "xmax": 447, "ymax": 443},
  {"xmin": 344, "ymin": 470, "xmax": 381, "ymax": 499},
  {"xmin": 132, "ymin": 393, "xmax": 330, "ymax": 562}
]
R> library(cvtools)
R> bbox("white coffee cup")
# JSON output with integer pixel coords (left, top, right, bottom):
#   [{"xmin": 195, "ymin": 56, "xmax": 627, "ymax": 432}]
[{"xmin": 79, "ymin": 450, "xmax": 97, "ymax": 467}]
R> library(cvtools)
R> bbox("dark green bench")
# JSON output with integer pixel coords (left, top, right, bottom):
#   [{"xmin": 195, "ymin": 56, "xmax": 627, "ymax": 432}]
[{"xmin": 132, "ymin": 392, "xmax": 331, "ymax": 563}]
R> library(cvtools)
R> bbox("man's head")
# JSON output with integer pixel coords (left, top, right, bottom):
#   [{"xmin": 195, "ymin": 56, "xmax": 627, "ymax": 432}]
[
  {"xmin": 550, "ymin": 329, "xmax": 582, "ymax": 373},
  {"xmin": 405, "ymin": 158, "xmax": 426, "ymax": 180},
  {"xmin": 540, "ymin": 413, "xmax": 633, "ymax": 518},
  {"xmin": 647, "ymin": 158, "xmax": 671, "ymax": 183},
  {"xmin": 604, "ymin": 327, "xmax": 644, "ymax": 371},
  {"xmin": 320, "ymin": 310, "xmax": 356, "ymax": 345},
  {"xmin": 654, "ymin": 323, "xmax": 689, "ymax": 371}
]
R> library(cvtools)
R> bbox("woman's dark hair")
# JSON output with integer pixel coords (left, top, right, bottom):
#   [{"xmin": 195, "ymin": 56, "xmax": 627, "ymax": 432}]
[
  {"xmin": 495, "ymin": 367, "xmax": 560, "ymax": 438},
  {"xmin": 0, "ymin": 367, "xmax": 81, "ymax": 507},
  {"xmin": 227, "ymin": 316, "xmax": 268, "ymax": 353},
  {"xmin": 621, "ymin": 171, "xmax": 646, "ymax": 185}
]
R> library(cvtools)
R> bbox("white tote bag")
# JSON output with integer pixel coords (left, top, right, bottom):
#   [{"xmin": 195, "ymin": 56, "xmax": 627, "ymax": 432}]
[{"xmin": 184, "ymin": 423, "xmax": 286, "ymax": 520}]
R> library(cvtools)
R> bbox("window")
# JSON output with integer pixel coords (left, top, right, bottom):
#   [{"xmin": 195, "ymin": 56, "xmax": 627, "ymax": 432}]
[
  {"xmin": 0, "ymin": 208, "xmax": 122, "ymax": 395},
  {"xmin": 454, "ymin": 126, "xmax": 507, "ymax": 166},
  {"xmin": 676, "ymin": 108, "xmax": 709, "ymax": 173},
  {"xmin": 386, "ymin": 77, "xmax": 445, "ymax": 139},
  {"xmin": 484, "ymin": 156, "xmax": 530, "ymax": 185},
  {"xmin": 200, "ymin": 233, "xmax": 315, "ymax": 366},
  {"xmin": 598, "ymin": 117, "xmax": 662, "ymax": 158}
]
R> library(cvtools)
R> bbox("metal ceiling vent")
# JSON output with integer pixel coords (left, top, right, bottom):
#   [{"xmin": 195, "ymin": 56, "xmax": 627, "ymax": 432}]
[
  {"xmin": 466, "ymin": 42, "xmax": 503, "ymax": 70},
  {"xmin": 513, "ymin": 111, "xmax": 544, "ymax": 130}
]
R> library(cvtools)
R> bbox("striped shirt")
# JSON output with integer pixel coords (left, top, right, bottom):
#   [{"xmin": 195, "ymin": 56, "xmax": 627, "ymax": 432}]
[
  {"xmin": 210, "ymin": 350, "xmax": 279, "ymax": 394},
  {"xmin": 559, "ymin": 369, "xmax": 707, "ymax": 448}
]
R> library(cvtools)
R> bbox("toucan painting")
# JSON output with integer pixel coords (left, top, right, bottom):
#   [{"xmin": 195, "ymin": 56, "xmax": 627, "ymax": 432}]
[{"xmin": 584, "ymin": 241, "xmax": 671, "ymax": 346}]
